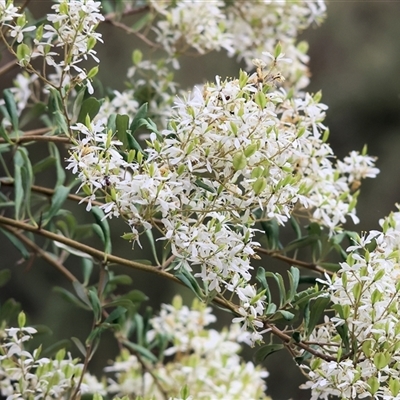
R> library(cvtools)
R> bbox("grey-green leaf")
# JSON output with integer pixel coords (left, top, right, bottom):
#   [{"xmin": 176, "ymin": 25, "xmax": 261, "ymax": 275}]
[{"xmin": 254, "ymin": 344, "xmax": 284, "ymax": 363}]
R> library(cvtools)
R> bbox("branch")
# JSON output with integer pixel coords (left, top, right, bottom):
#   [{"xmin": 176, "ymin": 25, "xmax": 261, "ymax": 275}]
[
  {"xmin": 0, "ymin": 135, "xmax": 71, "ymax": 144},
  {"xmin": 0, "ymin": 59, "xmax": 18, "ymax": 76},
  {"xmin": 103, "ymin": 18, "xmax": 159, "ymax": 48},
  {"xmin": 265, "ymin": 323, "xmax": 338, "ymax": 363},
  {"xmin": 0, "ymin": 180, "xmax": 105, "ymax": 208},
  {"xmin": 256, "ymin": 247, "xmax": 332, "ymax": 275},
  {"xmin": 0, "ymin": 215, "xmax": 181, "ymax": 284},
  {"xmin": 103, "ymin": 5, "xmax": 150, "ymax": 22},
  {"xmin": 0, "ymin": 224, "xmax": 78, "ymax": 283}
]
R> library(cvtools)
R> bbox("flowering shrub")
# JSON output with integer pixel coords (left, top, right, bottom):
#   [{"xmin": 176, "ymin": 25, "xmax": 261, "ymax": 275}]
[{"xmin": 0, "ymin": 0, "xmax": 395, "ymax": 399}]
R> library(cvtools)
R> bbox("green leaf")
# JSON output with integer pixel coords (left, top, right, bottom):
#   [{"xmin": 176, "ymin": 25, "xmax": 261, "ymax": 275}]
[
  {"xmin": 305, "ymin": 294, "xmax": 330, "ymax": 337},
  {"xmin": 255, "ymin": 91, "xmax": 267, "ymax": 109},
  {"xmin": 286, "ymin": 267, "xmax": 300, "ymax": 303},
  {"xmin": 53, "ymin": 241, "xmax": 93, "ymax": 260},
  {"xmin": 72, "ymin": 280, "xmax": 91, "ymax": 307},
  {"xmin": 132, "ymin": 49, "xmax": 143, "ymax": 65},
  {"xmin": 175, "ymin": 268, "xmax": 204, "ymax": 299},
  {"xmin": 108, "ymin": 274, "xmax": 132, "ymax": 286},
  {"xmin": 71, "ymin": 336, "xmax": 87, "ymax": 357},
  {"xmin": 122, "ymin": 340, "xmax": 157, "ymax": 363},
  {"xmin": 194, "ymin": 178, "xmax": 216, "ymax": 193},
  {"xmin": 54, "ymin": 110, "xmax": 69, "ymax": 135},
  {"xmin": 104, "ymin": 307, "xmax": 127, "ymax": 324},
  {"xmin": 126, "ymin": 131, "xmax": 144, "ymax": 154},
  {"xmin": 144, "ymin": 229, "xmax": 160, "ymax": 265},
  {"xmin": 0, "ymin": 124, "xmax": 11, "ymax": 143},
  {"xmin": 16, "ymin": 43, "xmax": 30, "ymax": 66},
  {"xmin": 88, "ymin": 289, "xmax": 102, "ymax": 322},
  {"xmin": 0, "ymin": 269, "xmax": 11, "ymax": 287},
  {"xmin": 283, "ymin": 234, "xmax": 319, "ymax": 254},
  {"xmin": 336, "ymin": 323, "xmax": 350, "ymax": 353},
  {"xmin": 72, "ymin": 87, "xmax": 86, "ymax": 122},
  {"xmin": 294, "ymin": 350, "xmax": 312, "ymax": 365},
  {"xmin": 130, "ymin": 103, "xmax": 148, "ymax": 133},
  {"xmin": 293, "ymin": 288, "xmax": 322, "ymax": 308},
  {"xmin": 134, "ymin": 313, "xmax": 144, "ymax": 345},
  {"xmin": 0, "ymin": 298, "xmax": 21, "ymax": 324},
  {"xmin": 319, "ymin": 262, "xmax": 341, "ymax": 273},
  {"xmin": 0, "ymin": 227, "xmax": 30, "ymax": 259},
  {"xmin": 131, "ymin": 13, "xmax": 152, "ymax": 32},
  {"xmin": 53, "ymin": 286, "xmax": 91, "ymax": 311},
  {"xmin": 254, "ymin": 343, "xmax": 284, "ymax": 363},
  {"xmin": 42, "ymin": 339, "xmax": 71, "ymax": 357},
  {"xmin": 232, "ymin": 152, "xmax": 247, "ymax": 171},
  {"xmin": 32, "ymin": 155, "xmax": 56, "ymax": 174},
  {"xmin": 265, "ymin": 272, "xmax": 286, "ymax": 307},
  {"xmin": 91, "ymin": 207, "xmax": 111, "ymax": 254},
  {"xmin": 272, "ymin": 310, "xmax": 295, "ymax": 321},
  {"xmin": 290, "ymin": 216, "xmax": 302, "ymax": 239},
  {"xmin": 115, "ymin": 114, "xmax": 130, "ymax": 149},
  {"xmin": 104, "ymin": 298, "xmax": 136, "ymax": 311},
  {"xmin": 20, "ymin": 102, "xmax": 47, "ymax": 129},
  {"xmin": 77, "ymin": 97, "xmax": 101, "ymax": 124},
  {"xmin": 48, "ymin": 142, "xmax": 66, "ymax": 187},
  {"xmin": 42, "ymin": 185, "xmax": 70, "ymax": 227},
  {"xmin": 48, "ymin": 88, "xmax": 63, "ymax": 113},
  {"xmin": 256, "ymin": 267, "xmax": 267, "ymax": 288},
  {"xmin": 120, "ymin": 289, "xmax": 149, "ymax": 304},
  {"xmin": 3, "ymin": 89, "xmax": 19, "ymax": 131},
  {"xmin": 13, "ymin": 147, "xmax": 33, "ymax": 220},
  {"xmin": 13, "ymin": 149, "xmax": 24, "ymax": 220},
  {"xmin": 82, "ymin": 258, "xmax": 93, "ymax": 286},
  {"xmin": 259, "ymin": 217, "xmax": 281, "ymax": 250}
]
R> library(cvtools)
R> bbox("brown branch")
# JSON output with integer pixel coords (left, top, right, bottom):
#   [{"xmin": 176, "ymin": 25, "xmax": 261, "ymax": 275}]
[
  {"xmin": 1, "ymin": 224, "xmax": 78, "ymax": 283},
  {"xmin": 103, "ymin": 5, "xmax": 150, "ymax": 22},
  {"xmin": 0, "ymin": 59, "xmax": 18, "ymax": 76},
  {"xmin": 0, "ymin": 135, "xmax": 71, "ymax": 144},
  {"xmin": 265, "ymin": 323, "xmax": 338, "ymax": 363},
  {"xmin": 159, "ymin": 254, "xmax": 176, "ymax": 270},
  {"xmin": 0, "ymin": 180, "xmax": 105, "ymax": 208},
  {"xmin": 19, "ymin": 0, "xmax": 31, "ymax": 13},
  {"xmin": 104, "ymin": 18, "xmax": 158, "ymax": 48},
  {"xmin": 22, "ymin": 128, "xmax": 53, "ymax": 136},
  {"xmin": 256, "ymin": 247, "xmax": 332, "ymax": 275},
  {"xmin": 0, "ymin": 215, "xmax": 181, "ymax": 284}
]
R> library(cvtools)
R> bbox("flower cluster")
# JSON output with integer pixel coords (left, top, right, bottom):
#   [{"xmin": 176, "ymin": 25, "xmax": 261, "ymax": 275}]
[
  {"xmin": 0, "ymin": 0, "xmax": 103, "ymax": 94},
  {"xmin": 149, "ymin": 0, "xmax": 326, "ymax": 89},
  {"xmin": 150, "ymin": 0, "xmax": 233, "ymax": 66},
  {"xmin": 67, "ymin": 57, "xmax": 378, "ymax": 341},
  {"xmin": 103, "ymin": 296, "xmax": 270, "ymax": 400},
  {"xmin": 225, "ymin": 0, "xmax": 326, "ymax": 89},
  {"xmin": 301, "ymin": 208, "xmax": 400, "ymax": 399},
  {"xmin": 0, "ymin": 321, "xmax": 97, "ymax": 398},
  {"xmin": 0, "ymin": 0, "xmax": 20, "ymax": 25},
  {"xmin": 96, "ymin": 52, "xmax": 178, "ymax": 128}
]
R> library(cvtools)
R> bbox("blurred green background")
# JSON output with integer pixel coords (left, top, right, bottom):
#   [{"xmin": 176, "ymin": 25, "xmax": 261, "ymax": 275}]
[{"xmin": 2, "ymin": 1, "xmax": 400, "ymax": 399}]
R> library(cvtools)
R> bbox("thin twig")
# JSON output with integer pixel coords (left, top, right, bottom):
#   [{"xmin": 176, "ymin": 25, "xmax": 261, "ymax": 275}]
[
  {"xmin": 0, "ymin": 59, "xmax": 18, "ymax": 76},
  {"xmin": 0, "ymin": 135, "xmax": 71, "ymax": 144},
  {"xmin": 104, "ymin": 18, "xmax": 158, "ymax": 48},
  {"xmin": 132, "ymin": 347, "xmax": 169, "ymax": 400},
  {"xmin": 256, "ymin": 247, "xmax": 332, "ymax": 275},
  {"xmin": 0, "ymin": 180, "xmax": 105, "ymax": 208},
  {"xmin": 1, "ymin": 224, "xmax": 77, "ymax": 283},
  {"xmin": 103, "ymin": 5, "xmax": 150, "ymax": 22},
  {"xmin": 0, "ymin": 215, "xmax": 181, "ymax": 282},
  {"xmin": 21, "ymin": 127, "xmax": 53, "ymax": 136},
  {"xmin": 159, "ymin": 254, "xmax": 176, "ymax": 270},
  {"xmin": 265, "ymin": 323, "xmax": 338, "ymax": 362}
]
